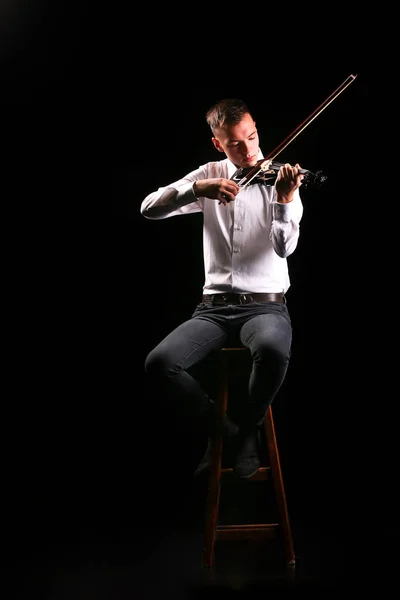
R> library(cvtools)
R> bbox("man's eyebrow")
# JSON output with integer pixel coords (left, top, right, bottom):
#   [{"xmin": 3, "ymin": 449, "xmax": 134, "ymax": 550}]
[{"xmin": 227, "ymin": 129, "xmax": 257, "ymax": 142}]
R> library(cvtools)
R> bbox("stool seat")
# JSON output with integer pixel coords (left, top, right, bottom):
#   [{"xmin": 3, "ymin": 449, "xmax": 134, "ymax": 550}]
[{"xmin": 202, "ymin": 347, "xmax": 295, "ymax": 568}]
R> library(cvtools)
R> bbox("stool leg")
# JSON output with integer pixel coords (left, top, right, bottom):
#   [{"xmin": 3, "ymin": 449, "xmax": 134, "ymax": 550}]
[
  {"xmin": 202, "ymin": 364, "xmax": 228, "ymax": 568},
  {"xmin": 264, "ymin": 406, "xmax": 296, "ymax": 565}
]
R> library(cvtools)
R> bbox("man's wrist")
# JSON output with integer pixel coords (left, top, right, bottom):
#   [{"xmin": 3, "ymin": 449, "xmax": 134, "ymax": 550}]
[{"xmin": 276, "ymin": 194, "xmax": 293, "ymax": 204}]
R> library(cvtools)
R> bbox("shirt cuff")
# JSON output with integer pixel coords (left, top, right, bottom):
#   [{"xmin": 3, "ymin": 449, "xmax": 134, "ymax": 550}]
[{"xmin": 273, "ymin": 202, "xmax": 292, "ymax": 223}]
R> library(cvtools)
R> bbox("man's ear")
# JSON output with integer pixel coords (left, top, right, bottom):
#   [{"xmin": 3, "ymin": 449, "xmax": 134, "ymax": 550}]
[{"xmin": 211, "ymin": 137, "xmax": 224, "ymax": 153}]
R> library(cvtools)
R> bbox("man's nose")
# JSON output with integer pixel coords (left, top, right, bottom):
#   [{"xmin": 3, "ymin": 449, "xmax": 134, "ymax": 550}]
[{"xmin": 240, "ymin": 141, "xmax": 252, "ymax": 153}]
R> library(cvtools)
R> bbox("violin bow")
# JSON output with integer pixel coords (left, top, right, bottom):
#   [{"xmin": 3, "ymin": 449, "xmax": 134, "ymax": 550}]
[{"xmin": 238, "ymin": 73, "xmax": 358, "ymax": 190}]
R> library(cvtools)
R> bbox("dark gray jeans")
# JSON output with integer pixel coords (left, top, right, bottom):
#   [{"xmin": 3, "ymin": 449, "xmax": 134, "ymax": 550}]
[{"xmin": 144, "ymin": 301, "xmax": 293, "ymax": 429}]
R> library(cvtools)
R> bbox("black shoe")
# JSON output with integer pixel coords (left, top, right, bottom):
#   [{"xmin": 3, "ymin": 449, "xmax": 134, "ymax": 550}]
[
  {"xmin": 232, "ymin": 428, "xmax": 261, "ymax": 479},
  {"xmin": 193, "ymin": 403, "xmax": 239, "ymax": 478},
  {"xmin": 193, "ymin": 433, "xmax": 240, "ymax": 477}
]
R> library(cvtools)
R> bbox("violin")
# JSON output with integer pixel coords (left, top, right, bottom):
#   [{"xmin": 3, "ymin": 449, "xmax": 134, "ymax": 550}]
[
  {"xmin": 228, "ymin": 74, "xmax": 357, "ymax": 194},
  {"xmin": 231, "ymin": 159, "xmax": 327, "ymax": 190}
]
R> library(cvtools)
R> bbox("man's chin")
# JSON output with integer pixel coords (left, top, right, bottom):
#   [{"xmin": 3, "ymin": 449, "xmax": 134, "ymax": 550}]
[
  {"xmin": 242, "ymin": 160, "xmax": 258, "ymax": 169},
  {"xmin": 233, "ymin": 158, "xmax": 258, "ymax": 170}
]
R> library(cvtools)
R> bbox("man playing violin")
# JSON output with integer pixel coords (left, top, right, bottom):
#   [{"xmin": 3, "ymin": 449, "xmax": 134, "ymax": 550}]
[{"xmin": 140, "ymin": 98, "xmax": 304, "ymax": 479}]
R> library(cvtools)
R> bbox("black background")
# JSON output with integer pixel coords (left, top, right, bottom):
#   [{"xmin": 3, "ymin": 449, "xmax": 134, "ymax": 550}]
[{"xmin": 2, "ymin": 2, "xmax": 395, "ymax": 568}]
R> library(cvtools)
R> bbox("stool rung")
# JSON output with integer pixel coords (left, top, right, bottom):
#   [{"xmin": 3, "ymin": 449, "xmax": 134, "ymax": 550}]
[
  {"xmin": 221, "ymin": 466, "xmax": 271, "ymax": 481},
  {"xmin": 215, "ymin": 523, "xmax": 279, "ymax": 540}
]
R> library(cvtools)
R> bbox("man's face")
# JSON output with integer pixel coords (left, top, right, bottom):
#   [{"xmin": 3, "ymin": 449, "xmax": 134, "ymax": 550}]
[{"xmin": 212, "ymin": 113, "xmax": 259, "ymax": 169}]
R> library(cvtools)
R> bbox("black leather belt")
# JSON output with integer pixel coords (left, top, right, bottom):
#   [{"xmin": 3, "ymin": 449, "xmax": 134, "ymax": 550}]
[{"xmin": 202, "ymin": 293, "xmax": 284, "ymax": 306}]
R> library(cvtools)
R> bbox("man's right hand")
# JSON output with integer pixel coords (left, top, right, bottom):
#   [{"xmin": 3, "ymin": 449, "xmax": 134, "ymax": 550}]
[{"xmin": 193, "ymin": 178, "xmax": 240, "ymax": 206}]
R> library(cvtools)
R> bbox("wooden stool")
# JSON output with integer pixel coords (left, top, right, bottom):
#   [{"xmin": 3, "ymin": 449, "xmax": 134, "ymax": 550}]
[{"xmin": 202, "ymin": 347, "xmax": 295, "ymax": 568}]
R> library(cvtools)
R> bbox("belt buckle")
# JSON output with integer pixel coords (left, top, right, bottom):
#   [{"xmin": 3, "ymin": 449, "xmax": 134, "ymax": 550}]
[
  {"xmin": 240, "ymin": 294, "xmax": 251, "ymax": 305},
  {"xmin": 212, "ymin": 294, "xmax": 228, "ymax": 306}
]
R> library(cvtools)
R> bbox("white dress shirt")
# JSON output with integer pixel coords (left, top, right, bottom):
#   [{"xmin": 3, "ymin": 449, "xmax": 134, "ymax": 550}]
[{"xmin": 140, "ymin": 151, "xmax": 303, "ymax": 295}]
